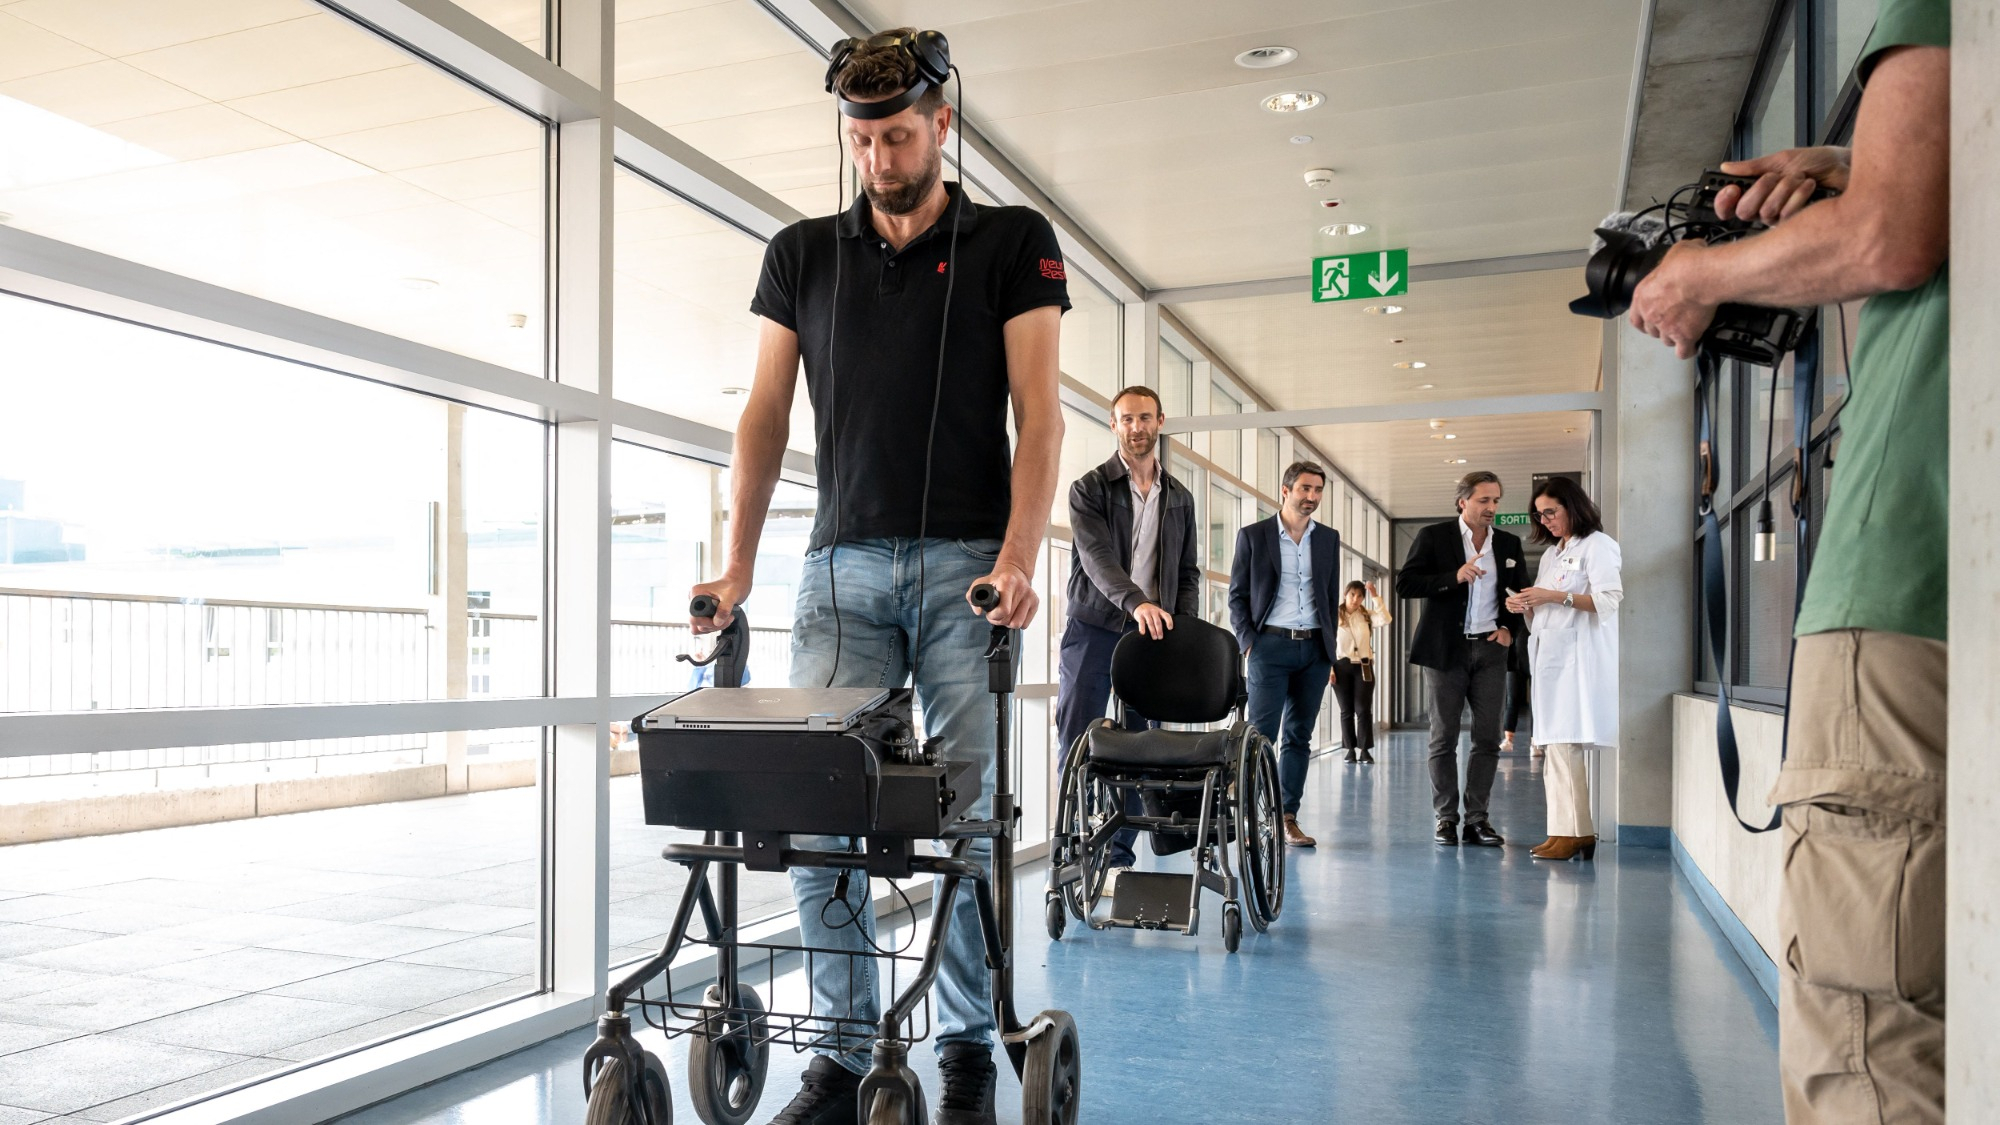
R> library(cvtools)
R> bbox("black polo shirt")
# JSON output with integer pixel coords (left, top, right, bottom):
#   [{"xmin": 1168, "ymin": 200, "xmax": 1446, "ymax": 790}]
[{"xmin": 750, "ymin": 182, "xmax": 1071, "ymax": 550}]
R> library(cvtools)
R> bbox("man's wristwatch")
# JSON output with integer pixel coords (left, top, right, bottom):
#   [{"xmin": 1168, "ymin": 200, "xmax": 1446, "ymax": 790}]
[{"xmin": 1563, "ymin": 592, "xmax": 1576, "ymax": 608}]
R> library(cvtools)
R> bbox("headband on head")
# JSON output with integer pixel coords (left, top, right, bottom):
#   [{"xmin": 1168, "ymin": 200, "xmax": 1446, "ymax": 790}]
[{"xmin": 824, "ymin": 30, "xmax": 952, "ymax": 119}]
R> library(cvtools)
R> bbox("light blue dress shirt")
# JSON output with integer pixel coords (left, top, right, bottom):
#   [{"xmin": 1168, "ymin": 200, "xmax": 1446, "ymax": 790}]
[{"xmin": 1268, "ymin": 519, "xmax": 1318, "ymax": 630}]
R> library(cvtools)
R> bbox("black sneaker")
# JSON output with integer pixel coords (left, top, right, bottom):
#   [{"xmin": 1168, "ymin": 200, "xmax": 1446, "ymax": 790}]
[
  {"xmin": 934, "ymin": 1041, "xmax": 998, "ymax": 1125},
  {"xmin": 769, "ymin": 1056, "xmax": 862, "ymax": 1125}
]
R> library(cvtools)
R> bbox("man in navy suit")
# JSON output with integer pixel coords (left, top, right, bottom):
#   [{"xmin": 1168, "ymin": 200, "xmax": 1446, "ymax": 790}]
[{"xmin": 1228, "ymin": 461, "xmax": 1342, "ymax": 849}]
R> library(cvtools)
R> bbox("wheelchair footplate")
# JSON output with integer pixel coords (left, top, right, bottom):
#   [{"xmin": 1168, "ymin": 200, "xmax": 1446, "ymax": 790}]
[{"xmin": 1108, "ymin": 871, "xmax": 1196, "ymax": 931}]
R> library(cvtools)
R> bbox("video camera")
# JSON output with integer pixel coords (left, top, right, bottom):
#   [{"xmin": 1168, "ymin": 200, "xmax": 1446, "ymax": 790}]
[{"xmin": 1569, "ymin": 170, "xmax": 1835, "ymax": 366}]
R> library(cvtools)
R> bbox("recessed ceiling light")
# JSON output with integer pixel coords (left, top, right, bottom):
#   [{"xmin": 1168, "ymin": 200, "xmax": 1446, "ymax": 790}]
[
  {"xmin": 1363, "ymin": 304, "xmax": 1404, "ymax": 315},
  {"xmin": 505, "ymin": 313, "xmax": 528, "ymax": 329},
  {"xmin": 1320, "ymin": 222, "xmax": 1368, "ymax": 236},
  {"xmin": 400, "ymin": 277, "xmax": 440, "ymax": 291},
  {"xmin": 720, "ymin": 385, "xmax": 750, "ymax": 395},
  {"xmin": 1445, "ymin": 457, "xmax": 1468, "ymax": 465},
  {"xmin": 1416, "ymin": 383, "xmax": 1436, "ymax": 390},
  {"xmin": 1430, "ymin": 433, "xmax": 1444, "ymax": 440},
  {"xmin": 1445, "ymin": 434, "xmax": 1457, "ymax": 440},
  {"xmin": 1564, "ymin": 427, "xmax": 1578, "ymax": 434},
  {"xmin": 1289, "ymin": 134, "xmax": 1313, "ymax": 145},
  {"xmin": 1235, "ymin": 46, "xmax": 1299, "ymax": 69},
  {"xmin": 1388, "ymin": 337, "xmax": 1406, "ymax": 344},
  {"xmin": 1262, "ymin": 91, "xmax": 1323, "ymax": 113},
  {"xmin": 1392, "ymin": 360, "xmax": 1428, "ymax": 369}
]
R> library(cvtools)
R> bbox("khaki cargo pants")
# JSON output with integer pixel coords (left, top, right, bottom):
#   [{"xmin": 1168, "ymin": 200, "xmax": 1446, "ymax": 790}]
[{"xmin": 1772, "ymin": 629, "xmax": 1945, "ymax": 1125}]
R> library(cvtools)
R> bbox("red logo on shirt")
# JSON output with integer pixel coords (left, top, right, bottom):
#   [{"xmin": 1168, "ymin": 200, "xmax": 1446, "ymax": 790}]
[
  {"xmin": 938, "ymin": 261, "xmax": 947, "ymax": 274},
  {"xmin": 1039, "ymin": 258, "xmax": 1066, "ymax": 280}
]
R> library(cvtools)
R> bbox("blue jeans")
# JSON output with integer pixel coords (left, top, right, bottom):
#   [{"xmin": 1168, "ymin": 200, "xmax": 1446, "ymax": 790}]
[
  {"xmin": 788, "ymin": 538, "xmax": 1001, "ymax": 1072},
  {"xmin": 1246, "ymin": 635, "xmax": 1333, "ymax": 815}
]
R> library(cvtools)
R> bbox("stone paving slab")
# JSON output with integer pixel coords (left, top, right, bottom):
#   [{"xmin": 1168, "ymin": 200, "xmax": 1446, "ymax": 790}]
[
  {"xmin": 65, "ymin": 1058, "xmax": 289, "ymax": 1124},
  {"xmin": 31, "ymin": 903, "xmax": 220, "ymax": 937},
  {"xmin": 268, "ymin": 1010, "xmax": 440, "ymax": 1062},
  {"xmin": 0, "ymin": 965, "xmax": 101, "ymax": 1003},
  {"xmin": 260, "ymin": 923, "xmax": 466, "ymax": 961},
  {"xmin": 393, "ymin": 934, "xmax": 536, "ymax": 974},
  {"xmin": 0, "ymin": 926, "xmax": 113, "ymax": 960},
  {"xmin": 0, "ymin": 1105, "xmax": 51, "ymax": 1125},
  {"xmin": 269, "ymin": 960, "xmax": 510, "ymax": 1009},
  {"xmin": 267, "ymin": 894, "xmax": 450, "ymax": 924},
  {"xmin": 6, "ymin": 978, "xmax": 242, "ymax": 1033},
  {"xmin": 0, "ymin": 1018, "xmax": 79, "ymax": 1056},
  {"xmin": 129, "ymin": 946, "xmax": 367, "ymax": 993},
  {"xmin": 17, "ymin": 933, "xmax": 240, "ymax": 976},
  {"xmin": 112, "ymin": 993, "xmax": 394, "ymax": 1056},
  {"xmin": 0, "ymin": 897, "xmax": 97, "ymax": 924},
  {"xmin": 0, "ymin": 1034, "xmax": 251, "ymax": 1115},
  {"xmin": 377, "ymin": 902, "xmax": 536, "ymax": 934}
]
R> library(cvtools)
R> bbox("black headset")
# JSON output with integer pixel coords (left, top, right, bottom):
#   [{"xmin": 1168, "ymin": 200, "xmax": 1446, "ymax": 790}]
[{"xmin": 824, "ymin": 30, "xmax": 951, "ymax": 119}]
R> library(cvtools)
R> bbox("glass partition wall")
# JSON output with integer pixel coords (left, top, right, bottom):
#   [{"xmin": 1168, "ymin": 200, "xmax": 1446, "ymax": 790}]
[{"xmin": 0, "ymin": 2, "xmax": 1390, "ymax": 1121}]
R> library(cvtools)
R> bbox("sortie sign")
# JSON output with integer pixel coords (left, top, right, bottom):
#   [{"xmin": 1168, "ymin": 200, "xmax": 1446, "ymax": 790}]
[{"xmin": 1311, "ymin": 249, "xmax": 1409, "ymax": 302}]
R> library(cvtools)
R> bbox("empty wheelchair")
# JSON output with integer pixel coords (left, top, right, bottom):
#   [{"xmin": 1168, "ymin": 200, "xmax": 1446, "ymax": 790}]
[{"xmin": 1044, "ymin": 613, "xmax": 1284, "ymax": 952}]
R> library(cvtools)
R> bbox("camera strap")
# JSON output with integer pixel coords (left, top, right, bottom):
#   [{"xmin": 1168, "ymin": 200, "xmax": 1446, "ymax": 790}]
[{"xmin": 1696, "ymin": 347, "xmax": 1818, "ymax": 834}]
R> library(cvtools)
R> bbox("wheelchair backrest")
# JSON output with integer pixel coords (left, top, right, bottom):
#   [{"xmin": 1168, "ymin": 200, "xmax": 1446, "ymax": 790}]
[{"xmin": 1109, "ymin": 614, "xmax": 1243, "ymax": 725}]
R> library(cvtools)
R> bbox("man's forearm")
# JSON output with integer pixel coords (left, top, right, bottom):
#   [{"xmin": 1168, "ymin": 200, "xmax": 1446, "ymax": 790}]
[
  {"xmin": 1680, "ymin": 198, "xmax": 1931, "ymax": 310},
  {"xmin": 723, "ymin": 408, "xmax": 788, "ymax": 581},
  {"xmin": 999, "ymin": 414, "xmax": 1062, "ymax": 578}
]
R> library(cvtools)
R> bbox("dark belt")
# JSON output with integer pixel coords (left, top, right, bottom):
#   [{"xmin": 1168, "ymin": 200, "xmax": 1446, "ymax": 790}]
[{"xmin": 1261, "ymin": 625, "xmax": 1320, "ymax": 640}]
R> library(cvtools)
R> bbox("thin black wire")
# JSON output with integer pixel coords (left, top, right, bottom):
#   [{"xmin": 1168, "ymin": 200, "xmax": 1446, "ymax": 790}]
[
  {"xmin": 818, "ymin": 872, "xmax": 919, "ymax": 956},
  {"xmin": 821, "ymin": 101, "xmax": 846, "ymax": 689},
  {"xmin": 908, "ymin": 64, "xmax": 967, "ymax": 690}
]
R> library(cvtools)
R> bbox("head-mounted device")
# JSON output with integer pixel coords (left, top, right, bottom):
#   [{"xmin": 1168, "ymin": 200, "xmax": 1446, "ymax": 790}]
[{"xmin": 824, "ymin": 30, "xmax": 952, "ymax": 119}]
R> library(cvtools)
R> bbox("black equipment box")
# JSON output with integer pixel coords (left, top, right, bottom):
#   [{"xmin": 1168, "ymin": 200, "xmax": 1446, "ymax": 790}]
[{"xmin": 635, "ymin": 687, "xmax": 979, "ymax": 839}]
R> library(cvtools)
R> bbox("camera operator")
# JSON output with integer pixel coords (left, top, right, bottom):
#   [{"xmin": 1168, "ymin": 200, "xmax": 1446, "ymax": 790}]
[
  {"xmin": 1626, "ymin": 6, "xmax": 1948, "ymax": 1121},
  {"xmin": 690, "ymin": 30, "xmax": 1067, "ymax": 1125}
]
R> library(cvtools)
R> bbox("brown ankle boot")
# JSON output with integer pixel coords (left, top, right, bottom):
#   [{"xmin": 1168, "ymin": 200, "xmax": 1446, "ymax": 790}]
[
  {"xmin": 1283, "ymin": 814, "xmax": 1317, "ymax": 848},
  {"xmin": 1528, "ymin": 837, "xmax": 1562, "ymax": 858},
  {"xmin": 1532, "ymin": 835, "xmax": 1598, "ymax": 861}
]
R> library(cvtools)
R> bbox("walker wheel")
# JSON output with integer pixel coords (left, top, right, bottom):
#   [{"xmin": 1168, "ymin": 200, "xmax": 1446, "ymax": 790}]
[
  {"xmin": 865, "ymin": 1086, "xmax": 924, "ymax": 1125},
  {"xmin": 688, "ymin": 985, "xmax": 768, "ymax": 1125},
  {"xmin": 586, "ymin": 1052, "xmax": 673, "ymax": 1125},
  {"xmin": 1021, "ymin": 1010, "xmax": 1082, "ymax": 1125},
  {"xmin": 1044, "ymin": 895, "xmax": 1066, "ymax": 941},
  {"xmin": 1222, "ymin": 905, "xmax": 1242, "ymax": 954}
]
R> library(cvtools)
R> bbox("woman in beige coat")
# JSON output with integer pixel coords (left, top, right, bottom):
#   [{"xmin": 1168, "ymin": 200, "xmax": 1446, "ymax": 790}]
[{"xmin": 1329, "ymin": 580, "xmax": 1391, "ymax": 764}]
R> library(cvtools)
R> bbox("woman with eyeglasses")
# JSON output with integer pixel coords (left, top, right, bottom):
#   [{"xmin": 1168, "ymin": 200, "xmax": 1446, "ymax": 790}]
[{"xmin": 1504, "ymin": 477, "xmax": 1622, "ymax": 861}]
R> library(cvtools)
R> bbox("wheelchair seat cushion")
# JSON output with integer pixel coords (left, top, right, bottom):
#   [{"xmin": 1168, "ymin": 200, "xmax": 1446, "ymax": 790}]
[{"xmin": 1086, "ymin": 726, "xmax": 1233, "ymax": 769}]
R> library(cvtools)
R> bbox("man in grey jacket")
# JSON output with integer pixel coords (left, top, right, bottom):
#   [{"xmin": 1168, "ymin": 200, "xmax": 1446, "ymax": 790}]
[{"xmin": 1056, "ymin": 385, "xmax": 1201, "ymax": 869}]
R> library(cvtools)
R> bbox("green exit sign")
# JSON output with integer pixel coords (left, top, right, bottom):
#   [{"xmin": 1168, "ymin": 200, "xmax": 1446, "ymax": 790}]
[
  {"xmin": 1494, "ymin": 513, "xmax": 1532, "ymax": 527},
  {"xmin": 1311, "ymin": 249, "xmax": 1409, "ymax": 302}
]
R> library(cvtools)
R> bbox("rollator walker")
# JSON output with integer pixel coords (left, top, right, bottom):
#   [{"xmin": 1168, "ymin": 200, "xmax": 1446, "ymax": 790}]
[
  {"xmin": 582, "ymin": 587, "xmax": 1081, "ymax": 1125},
  {"xmin": 1045, "ymin": 614, "xmax": 1285, "ymax": 952}
]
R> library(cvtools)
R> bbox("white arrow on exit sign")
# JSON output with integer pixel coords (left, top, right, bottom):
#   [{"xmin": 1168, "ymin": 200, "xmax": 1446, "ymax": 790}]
[{"xmin": 1310, "ymin": 249, "xmax": 1409, "ymax": 302}]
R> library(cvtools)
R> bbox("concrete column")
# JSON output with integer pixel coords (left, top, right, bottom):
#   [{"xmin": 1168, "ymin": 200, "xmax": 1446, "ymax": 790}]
[
  {"xmin": 1611, "ymin": 319, "xmax": 1695, "ymax": 839},
  {"xmin": 1948, "ymin": 2, "xmax": 1998, "ymax": 1116}
]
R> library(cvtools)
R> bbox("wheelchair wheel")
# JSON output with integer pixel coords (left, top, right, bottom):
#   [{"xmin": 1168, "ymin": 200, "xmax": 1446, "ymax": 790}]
[
  {"xmin": 687, "ymin": 985, "xmax": 768, "ymax": 1125},
  {"xmin": 1044, "ymin": 894, "xmax": 1066, "ymax": 941},
  {"xmin": 586, "ymin": 1053, "xmax": 673, "ymax": 1125},
  {"xmin": 1051, "ymin": 734, "xmax": 1104, "ymax": 922},
  {"xmin": 1221, "ymin": 904, "xmax": 1242, "ymax": 953},
  {"xmin": 1021, "ymin": 1010, "xmax": 1082, "ymax": 1125},
  {"xmin": 1236, "ymin": 734, "xmax": 1286, "ymax": 931}
]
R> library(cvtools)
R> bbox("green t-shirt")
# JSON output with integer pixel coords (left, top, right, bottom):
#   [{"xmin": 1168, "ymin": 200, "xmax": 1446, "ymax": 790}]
[{"xmin": 1793, "ymin": 0, "xmax": 1951, "ymax": 643}]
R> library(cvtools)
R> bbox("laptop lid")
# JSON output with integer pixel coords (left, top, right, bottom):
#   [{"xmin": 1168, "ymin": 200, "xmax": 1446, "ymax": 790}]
[{"xmin": 638, "ymin": 686, "xmax": 891, "ymax": 732}]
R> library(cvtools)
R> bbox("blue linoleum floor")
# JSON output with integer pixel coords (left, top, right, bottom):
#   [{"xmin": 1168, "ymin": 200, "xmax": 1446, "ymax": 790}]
[{"xmin": 338, "ymin": 733, "xmax": 1783, "ymax": 1125}]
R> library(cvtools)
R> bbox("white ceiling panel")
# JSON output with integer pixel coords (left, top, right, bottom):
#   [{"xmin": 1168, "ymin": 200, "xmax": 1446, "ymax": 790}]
[
  {"xmin": 3, "ymin": 0, "xmax": 300, "ymax": 58},
  {"xmin": 1304, "ymin": 412, "xmax": 1592, "ymax": 515}
]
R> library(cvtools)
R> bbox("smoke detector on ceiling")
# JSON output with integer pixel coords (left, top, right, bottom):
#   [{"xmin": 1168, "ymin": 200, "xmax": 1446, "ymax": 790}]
[
  {"xmin": 1235, "ymin": 46, "xmax": 1298, "ymax": 69},
  {"xmin": 1303, "ymin": 168, "xmax": 1335, "ymax": 190}
]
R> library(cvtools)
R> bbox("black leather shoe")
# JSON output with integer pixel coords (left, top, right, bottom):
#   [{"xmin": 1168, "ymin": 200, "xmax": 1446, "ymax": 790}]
[
  {"xmin": 935, "ymin": 1041, "xmax": 998, "ymax": 1125},
  {"xmin": 1357, "ymin": 749, "xmax": 1375, "ymax": 764},
  {"xmin": 1343, "ymin": 748, "xmax": 1358, "ymax": 763},
  {"xmin": 1462, "ymin": 821, "xmax": 1505, "ymax": 847},
  {"xmin": 1435, "ymin": 819, "xmax": 1459, "ymax": 846},
  {"xmin": 769, "ymin": 1056, "xmax": 862, "ymax": 1125}
]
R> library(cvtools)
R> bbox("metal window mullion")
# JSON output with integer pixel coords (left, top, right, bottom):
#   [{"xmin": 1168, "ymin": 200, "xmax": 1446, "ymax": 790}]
[{"xmin": 547, "ymin": 0, "xmax": 615, "ymax": 1008}]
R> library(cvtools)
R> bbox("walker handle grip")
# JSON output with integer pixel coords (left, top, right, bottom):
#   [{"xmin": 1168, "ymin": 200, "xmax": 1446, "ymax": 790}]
[
  {"xmin": 969, "ymin": 583, "xmax": 1000, "ymax": 611},
  {"xmin": 690, "ymin": 594, "xmax": 720, "ymax": 618}
]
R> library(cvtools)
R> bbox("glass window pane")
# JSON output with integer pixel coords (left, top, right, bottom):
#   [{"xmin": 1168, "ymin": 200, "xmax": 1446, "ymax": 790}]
[
  {"xmin": 1062, "ymin": 279, "xmax": 1121, "ymax": 398},
  {"xmin": 614, "ymin": 168, "xmax": 812, "ymax": 442},
  {"xmin": 1816, "ymin": 0, "xmax": 1878, "ymax": 114},
  {"xmin": 0, "ymin": 732, "xmax": 545, "ymax": 1110},
  {"xmin": 1208, "ymin": 484, "xmax": 1236, "ymax": 571},
  {"xmin": 0, "ymin": 2, "xmax": 548, "ymax": 373},
  {"xmin": 1055, "ymin": 405, "xmax": 1110, "ymax": 529},
  {"xmin": 1742, "ymin": 495, "xmax": 1798, "ymax": 688},
  {"xmin": 1747, "ymin": 354, "xmax": 1798, "ymax": 480},
  {"xmin": 457, "ymin": 1, "xmax": 546, "ymax": 54},
  {"xmin": 1160, "ymin": 342, "xmax": 1192, "ymax": 419},
  {"xmin": 1745, "ymin": 12, "xmax": 1797, "ymax": 156},
  {"xmin": 615, "ymin": 2, "xmax": 838, "ymax": 215},
  {"xmin": 1257, "ymin": 432, "xmax": 1280, "ymax": 497},
  {"xmin": 0, "ymin": 294, "xmax": 545, "ymax": 712}
]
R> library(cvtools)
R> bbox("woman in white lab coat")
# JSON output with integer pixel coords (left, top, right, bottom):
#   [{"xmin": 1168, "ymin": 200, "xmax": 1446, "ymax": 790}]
[{"xmin": 1504, "ymin": 476, "xmax": 1621, "ymax": 861}]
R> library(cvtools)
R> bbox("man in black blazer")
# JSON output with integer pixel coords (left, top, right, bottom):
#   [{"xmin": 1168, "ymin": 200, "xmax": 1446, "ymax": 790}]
[
  {"xmin": 1056, "ymin": 386, "xmax": 1200, "ymax": 869},
  {"xmin": 1228, "ymin": 461, "xmax": 1342, "ymax": 849},
  {"xmin": 1395, "ymin": 470, "xmax": 1527, "ymax": 848}
]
